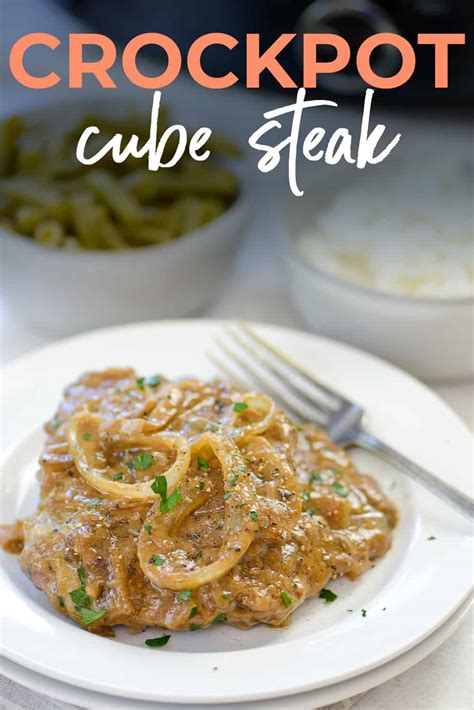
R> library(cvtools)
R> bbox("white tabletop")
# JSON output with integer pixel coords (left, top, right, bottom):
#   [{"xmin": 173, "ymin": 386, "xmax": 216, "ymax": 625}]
[{"xmin": 1, "ymin": 2, "xmax": 472, "ymax": 708}]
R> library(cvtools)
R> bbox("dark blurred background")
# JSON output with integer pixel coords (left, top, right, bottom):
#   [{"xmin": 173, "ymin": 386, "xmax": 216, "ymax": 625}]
[{"xmin": 57, "ymin": 0, "xmax": 473, "ymax": 104}]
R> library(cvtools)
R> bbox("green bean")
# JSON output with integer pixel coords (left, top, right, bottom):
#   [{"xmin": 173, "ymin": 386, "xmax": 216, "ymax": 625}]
[
  {"xmin": 14, "ymin": 205, "xmax": 45, "ymax": 234},
  {"xmin": 16, "ymin": 143, "xmax": 43, "ymax": 174},
  {"xmin": 46, "ymin": 198, "xmax": 72, "ymax": 227},
  {"xmin": 86, "ymin": 170, "xmax": 141, "ymax": 226},
  {"xmin": 126, "ymin": 167, "xmax": 238, "ymax": 201},
  {"xmin": 0, "ymin": 116, "xmax": 23, "ymax": 176},
  {"xmin": 97, "ymin": 218, "xmax": 128, "ymax": 250},
  {"xmin": 70, "ymin": 194, "xmax": 104, "ymax": 249},
  {"xmin": 170, "ymin": 197, "xmax": 225, "ymax": 234},
  {"xmin": 0, "ymin": 176, "xmax": 61, "ymax": 208},
  {"xmin": 34, "ymin": 220, "xmax": 64, "ymax": 248},
  {"xmin": 144, "ymin": 206, "xmax": 180, "ymax": 235},
  {"xmin": 0, "ymin": 109, "xmax": 239, "ymax": 250}
]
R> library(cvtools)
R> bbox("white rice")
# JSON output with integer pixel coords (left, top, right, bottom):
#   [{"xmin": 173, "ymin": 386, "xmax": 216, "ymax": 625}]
[{"xmin": 297, "ymin": 157, "xmax": 474, "ymax": 299}]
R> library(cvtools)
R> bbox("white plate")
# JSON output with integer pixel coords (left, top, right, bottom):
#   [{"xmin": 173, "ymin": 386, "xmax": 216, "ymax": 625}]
[
  {"xmin": 1, "ymin": 320, "xmax": 472, "ymax": 705},
  {"xmin": 1, "ymin": 598, "xmax": 471, "ymax": 710}
]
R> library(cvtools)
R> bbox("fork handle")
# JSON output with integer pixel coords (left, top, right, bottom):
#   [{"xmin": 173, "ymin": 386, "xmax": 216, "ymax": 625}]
[{"xmin": 356, "ymin": 430, "xmax": 474, "ymax": 521}]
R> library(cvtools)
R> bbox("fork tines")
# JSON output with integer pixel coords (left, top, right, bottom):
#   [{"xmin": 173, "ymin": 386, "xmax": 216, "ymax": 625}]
[{"xmin": 209, "ymin": 321, "xmax": 355, "ymax": 428}]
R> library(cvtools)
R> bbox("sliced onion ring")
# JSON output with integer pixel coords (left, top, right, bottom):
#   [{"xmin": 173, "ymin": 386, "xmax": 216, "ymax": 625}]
[
  {"xmin": 137, "ymin": 432, "xmax": 258, "ymax": 590},
  {"xmin": 67, "ymin": 411, "xmax": 190, "ymax": 500},
  {"xmin": 231, "ymin": 392, "xmax": 276, "ymax": 441}
]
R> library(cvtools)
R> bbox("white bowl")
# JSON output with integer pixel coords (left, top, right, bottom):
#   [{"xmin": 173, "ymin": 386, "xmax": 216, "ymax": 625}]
[
  {"xmin": 0, "ymin": 97, "xmax": 249, "ymax": 336},
  {"xmin": 1, "ymin": 197, "xmax": 248, "ymax": 335},
  {"xmin": 284, "ymin": 176, "xmax": 474, "ymax": 382}
]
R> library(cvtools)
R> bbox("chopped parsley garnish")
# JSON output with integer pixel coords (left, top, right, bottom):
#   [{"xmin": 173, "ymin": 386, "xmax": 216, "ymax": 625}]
[
  {"xmin": 189, "ymin": 606, "xmax": 198, "ymax": 619},
  {"xmin": 249, "ymin": 510, "xmax": 259, "ymax": 522},
  {"xmin": 332, "ymin": 481, "xmax": 349, "ymax": 498},
  {"xmin": 137, "ymin": 375, "xmax": 161, "ymax": 389},
  {"xmin": 198, "ymin": 480, "xmax": 205, "ymax": 491},
  {"xmin": 82, "ymin": 433, "xmax": 91, "ymax": 441},
  {"xmin": 79, "ymin": 608, "xmax": 106, "ymax": 626},
  {"xmin": 89, "ymin": 498, "xmax": 102, "ymax": 506},
  {"xmin": 149, "ymin": 555, "xmax": 164, "ymax": 566},
  {"xmin": 213, "ymin": 613, "xmax": 227, "ymax": 623},
  {"xmin": 330, "ymin": 469, "xmax": 341, "ymax": 478},
  {"xmin": 189, "ymin": 623, "xmax": 201, "ymax": 631},
  {"xmin": 70, "ymin": 567, "xmax": 91, "ymax": 607},
  {"xmin": 319, "ymin": 588, "xmax": 337, "ymax": 603},
  {"xmin": 223, "ymin": 491, "xmax": 232, "ymax": 501},
  {"xmin": 160, "ymin": 488, "xmax": 183, "ymax": 513},
  {"xmin": 70, "ymin": 586, "xmax": 92, "ymax": 608},
  {"xmin": 281, "ymin": 591, "xmax": 291, "ymax": 608},
  {"xmin": 222, "ymin": 591, "xmax": 232, "ymax": 599},
  {"xmin": 151, "ymin": 475, "xmax": 182, "ymax": 513},
  {"xmin": 145, "ymin": 634, "xmax": 170, "ymax": 647},
  {"xmin": 146, "ymin": 374, "xmax": 161, "ymax": 387},
  {"xmin": 57, "ymin": 595, "xmax": 65, "ymax": 608},
  {"xmin": 178, "ymin": 589, "xmax": 192, "ymax": 602},
  {"xmin": 144, "ymin": 524, "xmax": 152, "ymax": 535},
  {"xmin": 427, "ymin": 535, "xmax": 437, "ymax": 541},
  {"xmin": 192, "ymin": 551, "xmax": 203, "ymax": 561},
  {"xmin": 301, "ymin": 490, "xmax": 311, "ymax": 501},
  {"xmin": 198, "ymin": 456, "xmax": 209, "ymax": 472},
  {"xmin": 112, "ymin": 473, "xmax": 123, "ymax": 481},
  {"xmin": 134, "ymin": 453, "xmax": 153, "ymax": 471},
  {"xmin": 151, "ymin": 474, "xmax": 167, "ymax": 497},
  {"xmin": 233, "ymin": 402, "xmax": 248, "ymax": 413},
  {"xmin": 69, "ymin": 565, "xmax": 107, "ymax": 626},
  {"xmin": 362, "ymin": 608, "xmax": 367, "ymax": 617},
  {"xmin": 310, "ymin": 471, "xmax": 322, "ymax": 483},
  {"xmin": 230, "ymin": 473, "xmax": 239, "ymax": 487}
]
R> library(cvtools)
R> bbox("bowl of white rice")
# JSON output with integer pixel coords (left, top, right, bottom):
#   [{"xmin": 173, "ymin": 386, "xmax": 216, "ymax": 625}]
[{"xmin": 285, "ymin": 156, "xmax": 474, "ymax": 381}]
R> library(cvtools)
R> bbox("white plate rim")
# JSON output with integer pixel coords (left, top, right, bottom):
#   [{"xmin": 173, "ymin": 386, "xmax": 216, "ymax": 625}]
[
  {"xmin": 1, "ymin": 319, "xmax": 473, "ymax": 704},
  {"xmin": 1, "ymin": 597, "xmax": 471, "ymax": 710}
]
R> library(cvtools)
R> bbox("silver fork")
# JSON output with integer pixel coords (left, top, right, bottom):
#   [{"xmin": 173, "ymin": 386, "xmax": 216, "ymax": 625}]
[{"xmin": 209, "ymin": 321, "xmax": 474, "ymax": 522}]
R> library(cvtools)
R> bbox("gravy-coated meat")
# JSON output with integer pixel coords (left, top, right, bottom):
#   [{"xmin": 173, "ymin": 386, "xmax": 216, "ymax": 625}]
[{"xmin": 3, "ymin": 369, "xmax": 396, "ymax": 635}]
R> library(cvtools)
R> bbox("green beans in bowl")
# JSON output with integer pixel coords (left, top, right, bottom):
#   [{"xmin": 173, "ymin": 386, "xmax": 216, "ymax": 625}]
[
  {"xmin": 0, "ymin": 99, "xmax": 248, "ymax": 334},
  {"xmin": 0, "ymin": 108, "xmax": 240, "ymax": 250}
]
